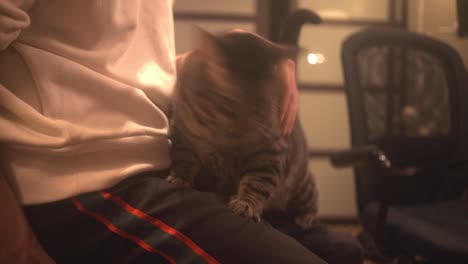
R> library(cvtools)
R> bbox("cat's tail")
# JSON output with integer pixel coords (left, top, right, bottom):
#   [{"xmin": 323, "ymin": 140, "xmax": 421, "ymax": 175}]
[{"xmin": 278, "ymin": 9, "xmax": 321, "ymax": 46}]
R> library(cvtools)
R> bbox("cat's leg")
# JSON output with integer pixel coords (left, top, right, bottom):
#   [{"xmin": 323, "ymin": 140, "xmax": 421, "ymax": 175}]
[
  {"xmin": 229, "ymin": 168, "xmax": 280, "ymax": 222},
  {"xmin": 292, "ymin": 171, "xmax": 320, "ymax": 229},
  {"xmin": 167, "ymin": 147, "xmax": 200, "ymax": 188}
]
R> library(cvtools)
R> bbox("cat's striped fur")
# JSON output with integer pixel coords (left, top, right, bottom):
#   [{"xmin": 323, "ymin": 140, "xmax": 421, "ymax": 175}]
[{"xmin": 168, "ymin": 14, "xmax": 320, "ymax": 229}]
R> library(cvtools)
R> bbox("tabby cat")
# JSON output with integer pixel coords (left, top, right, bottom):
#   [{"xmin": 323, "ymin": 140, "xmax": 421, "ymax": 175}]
[{"xmin": 168, "ymin": 14, "xmax": 319, "ymax": 229}]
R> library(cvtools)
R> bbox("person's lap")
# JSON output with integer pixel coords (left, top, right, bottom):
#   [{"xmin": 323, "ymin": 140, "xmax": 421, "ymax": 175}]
[
  {"xmin": 23, "ymin": 171, "xmax": 327, "ymax": 264},
  {"xmin": 264, "ymin": 212, "xmax": 364, "ymax": 264}
]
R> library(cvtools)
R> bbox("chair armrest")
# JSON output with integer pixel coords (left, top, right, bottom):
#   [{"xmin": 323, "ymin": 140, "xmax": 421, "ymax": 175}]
[{"xmin": 330, "ymin": 145, "xmax": 391, "ymax": 169}]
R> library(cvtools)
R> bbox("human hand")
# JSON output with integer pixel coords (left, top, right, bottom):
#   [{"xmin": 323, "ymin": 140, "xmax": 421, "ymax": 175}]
[
  {"xmin": 176, "ymin": 51, "xmax": 192, "ymax": 72},
  {"xmin": 278, "ymin": 59, "xmax": 298, "ymax": 136}
]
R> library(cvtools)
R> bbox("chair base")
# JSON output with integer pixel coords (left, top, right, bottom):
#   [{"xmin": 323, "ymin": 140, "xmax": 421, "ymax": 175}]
[{"xmin": 358, "ymin": 230, "xmax": 436, "ymax": 264}]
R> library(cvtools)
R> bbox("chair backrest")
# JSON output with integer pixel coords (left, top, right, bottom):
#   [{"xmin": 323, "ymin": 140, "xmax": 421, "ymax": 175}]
[{"xmin": 341, "ymin": 27, "xmax": 467, "ymax": 213}]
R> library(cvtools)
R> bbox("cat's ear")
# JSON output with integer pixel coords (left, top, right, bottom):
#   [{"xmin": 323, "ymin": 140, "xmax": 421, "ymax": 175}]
[{"xmin": 193, "ymin": 27, "xmax": 223, "ymax": 61}]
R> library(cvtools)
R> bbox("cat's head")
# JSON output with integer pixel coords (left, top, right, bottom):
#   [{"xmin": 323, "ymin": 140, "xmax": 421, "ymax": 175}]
[
  {"xmin": 189, "ymin": 29, "xmax": 298, "ymax": 115},
  {"xmin": 174, "ymin": 29, "xmax": 297, "ymax": 144},
  {"xmin": 195, "ymin": 28, "xmax": 297, "ymax": 81}
]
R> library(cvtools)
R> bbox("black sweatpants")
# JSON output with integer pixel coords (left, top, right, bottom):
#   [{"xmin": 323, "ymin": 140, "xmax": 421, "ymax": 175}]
[{"xmin": 24, "ymin": 170, "xmax": 362, "ymax": 264}]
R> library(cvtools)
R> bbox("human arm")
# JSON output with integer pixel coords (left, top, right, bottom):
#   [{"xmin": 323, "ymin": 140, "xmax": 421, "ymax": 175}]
[
  {"xmin": 0, "ymin": 157, "xmax": 55, "ymax": 263},
  {"xmin": 0, "ymin": 1, "xmax": 54, "ymax": 262}
]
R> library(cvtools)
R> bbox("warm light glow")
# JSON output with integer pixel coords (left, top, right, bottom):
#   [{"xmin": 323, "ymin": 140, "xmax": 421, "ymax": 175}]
[
  {"xmin": 137, "ymin": 61, "xmax": 161, "ymax": 86},
  {"xmin": 307, "ymin": 53, "xmax": 325, "ymax": 65},
  {"xmin": 318, "ymin": 9, "xmax": 350, "ymax": 20}
]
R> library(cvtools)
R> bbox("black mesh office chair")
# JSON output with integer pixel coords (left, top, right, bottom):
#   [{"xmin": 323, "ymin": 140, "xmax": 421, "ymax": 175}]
[{"xmin": 331, "ymin": 27, "xmax": 468, "ymax": 263}]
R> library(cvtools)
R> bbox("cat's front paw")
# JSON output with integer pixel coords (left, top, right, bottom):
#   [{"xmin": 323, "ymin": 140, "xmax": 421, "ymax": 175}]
[
  {"xmin": 166, "ymin": 174, "xmax": 192, "ymax": 188},
  {"xmin": 294, "ymin": 213, "xmax": 319, "ymax": 230},
  {"xmin": 228, "ymin": 196, "xmax": 261, "ymax": 222}
]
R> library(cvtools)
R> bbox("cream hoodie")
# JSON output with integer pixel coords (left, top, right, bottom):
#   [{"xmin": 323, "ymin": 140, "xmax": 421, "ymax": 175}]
[{"xmin": 0, "ymin": 0, "xmax": 176, "ymax": 204}]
